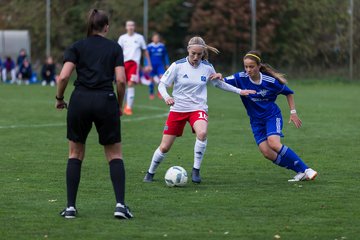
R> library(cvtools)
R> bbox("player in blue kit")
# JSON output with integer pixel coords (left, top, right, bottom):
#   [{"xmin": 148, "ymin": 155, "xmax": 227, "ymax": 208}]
[
  {"xmin": 223, "ymin": 50, "xmax": 318, "ymax": 182},
  {"xmin": 146, "ymin": 33, "xmax": 170, "ymax": 99}
]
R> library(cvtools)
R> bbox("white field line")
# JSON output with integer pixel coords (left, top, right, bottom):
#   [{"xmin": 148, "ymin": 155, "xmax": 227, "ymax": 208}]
[
  {"xmin": 123, "ymin": 113, "xmax": 168, "ymax": 122},
  {"xmin": 0, "ymin": 99, "xmax": 166, "ymax": 111},
  {"xmin": 137, "ymin": 104, "xmax": 166, "ymax": 111},
  {"xmin": 0, "ymin": 113, "xmax": 168, "ymax": 130},
  {"xmin": 0, "ymin": 123, "xmax": 66, "ymax": 129}
]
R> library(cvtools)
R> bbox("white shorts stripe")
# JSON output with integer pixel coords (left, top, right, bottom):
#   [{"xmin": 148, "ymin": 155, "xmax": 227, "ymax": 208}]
[{"xmin": 276, "ymin": 117, "xmax": 281, "ymax": 133}]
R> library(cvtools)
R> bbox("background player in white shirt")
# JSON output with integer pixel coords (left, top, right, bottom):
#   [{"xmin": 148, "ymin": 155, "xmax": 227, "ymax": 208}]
[
  {"xmin": 118, "ymin": 20, "xmax": 152, "ymax": 115},
  {"xmin": 143, "ymin": 36, "xmax": 255, "ymax": 183}
]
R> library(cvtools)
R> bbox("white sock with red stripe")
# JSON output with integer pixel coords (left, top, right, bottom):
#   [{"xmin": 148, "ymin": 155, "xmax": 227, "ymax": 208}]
[
  {"xmin": 126, "ymin": 87, "xmax": 135, "ymax": 108},
  {"xmin": 193, "ymin": 138, "xmax": 207, "ymax": 169}
]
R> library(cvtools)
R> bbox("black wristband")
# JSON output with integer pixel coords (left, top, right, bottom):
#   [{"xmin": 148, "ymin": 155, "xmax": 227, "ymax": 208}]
[{"xmin": 56, "ymin": 95, "xmax": 64, "ymax": 101}]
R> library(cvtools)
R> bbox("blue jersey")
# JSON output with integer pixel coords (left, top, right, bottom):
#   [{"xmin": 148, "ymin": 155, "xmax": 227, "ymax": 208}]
[
  {"xmin": 224, "ymin": 72, "xmax": 294, "ymax": 120},
  {"xmin": 17, "ymin": 55, "xmax": 27, "ymax": 67},
  {"xmin": 18, "ymin": 64, "xmax": 32, "ymax": 79},
  {"xmin": 146, "ymin": 42, "xmax": 170, "ymax": 67}
]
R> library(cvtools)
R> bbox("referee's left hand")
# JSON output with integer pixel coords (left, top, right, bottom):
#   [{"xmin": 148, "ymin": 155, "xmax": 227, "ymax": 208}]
[{"xmin": 56, "ymin": 100, "xmax": 68, "ymax": 110}]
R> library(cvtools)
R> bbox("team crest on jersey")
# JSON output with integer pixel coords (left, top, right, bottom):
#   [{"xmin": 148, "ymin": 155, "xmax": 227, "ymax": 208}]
[
  {"xmin": 201, "ymin": 76, "xmax": 206, "ymax": 82},
  {"xmin": 258, "ymin": 89, "xmax": 269, "ymax": 97},
  {"xmin": 183, "ymin": 74, "xmax": 189, "ymax": 78},
  {"xmin": 164, "ymin": 70, "xmax": 170, "ymax": 76}
]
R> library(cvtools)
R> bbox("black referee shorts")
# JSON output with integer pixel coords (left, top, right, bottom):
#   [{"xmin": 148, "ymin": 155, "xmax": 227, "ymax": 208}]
[{"xmin": 67, "ymin": 89, "xmax": 121, "ymax": 145}]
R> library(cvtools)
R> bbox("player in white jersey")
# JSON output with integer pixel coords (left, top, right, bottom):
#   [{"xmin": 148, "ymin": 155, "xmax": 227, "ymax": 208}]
[
  {"xmin": 118, "ymin": 20, "xmax": 152, "ymax": 115},
  {"xmin": 143, "ymin": 36, "xmax": 255, "ymax": 183}
]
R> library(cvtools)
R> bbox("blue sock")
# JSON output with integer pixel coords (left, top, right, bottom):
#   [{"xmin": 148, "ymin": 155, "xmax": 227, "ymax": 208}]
[
  {"xmin": 273, "ymin": 145, "xmax": 308, "ymax": 173},
  {"xmin": 149, "ymin": 82, "xmax": 154, "ymax": 95}
]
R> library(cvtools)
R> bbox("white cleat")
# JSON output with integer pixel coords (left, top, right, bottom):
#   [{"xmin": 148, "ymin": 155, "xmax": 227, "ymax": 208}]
[
  {"xmin": 288, "ymin": 172, "xmax": 306, "ymax": 182},
  {"xmin": 305, "ymin": 168, "xmax": 318, "ymax": 180}
]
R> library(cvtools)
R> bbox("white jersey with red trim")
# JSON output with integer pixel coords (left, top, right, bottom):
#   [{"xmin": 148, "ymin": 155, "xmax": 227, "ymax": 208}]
[
  {"xmin": 160, "ymin": 57, "xmax": 217, "ymax": 113},
  {"xmin": 117, "ymin": 33, "xmax": 147, "ymax": 64}
]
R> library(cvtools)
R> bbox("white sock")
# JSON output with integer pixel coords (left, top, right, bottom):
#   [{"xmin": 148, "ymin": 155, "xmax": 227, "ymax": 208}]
[
  {"xmin": 193, "ymin": 138, "xmax": 207, "ymax": 169},
  {"xmin": 148, "ymin": 147, "xmax": 166, "ymax": 174},
  {"xmin": 2, "ymin": 69, "xmax": 6, "ymax": 82},
  {"xmin": 11, "ymin": 69, "xmax": 16, "ymax": 82},
  {"xmin": 126, "ymin": 87, "xmax": 135, "ymax": 108}
]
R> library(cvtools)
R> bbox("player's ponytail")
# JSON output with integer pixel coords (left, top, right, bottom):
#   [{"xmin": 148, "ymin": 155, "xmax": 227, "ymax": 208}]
[
  {"xmin": 187, "ymin": 36, "xmax": 219, "ymax": 61},
  {"xmin": 87, "ymin": 9, "xmax": 109, "ymax": 37},
  {"xmin": 244, "ymin": 50, "xmax": 287, "ymax": 84}
]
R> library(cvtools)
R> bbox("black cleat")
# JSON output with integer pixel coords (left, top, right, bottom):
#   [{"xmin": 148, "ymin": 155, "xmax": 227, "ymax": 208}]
[
  {"xmin": 60, "ymin": 206, "xmax": 77, "ymax": 219},
  {"xmin": 114, "ymin": 203, "xmax": 133, "ymax": 219},
  {"xmin": 192, "ymin": 168, "xmax": 201, "ymax": 183},
  {"xmin": 143, "ymin": 172, "xmax": 155, "ymax": 182}
]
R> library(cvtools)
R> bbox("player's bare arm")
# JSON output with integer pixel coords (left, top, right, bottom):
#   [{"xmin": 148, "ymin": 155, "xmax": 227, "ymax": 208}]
[
  {"xmin": 144, "ymin": 49, "xmax": 153, "ymax": 72},
  {"xmin": 286, "ymin": 94, "xmax": 302, "ymax": 128}
]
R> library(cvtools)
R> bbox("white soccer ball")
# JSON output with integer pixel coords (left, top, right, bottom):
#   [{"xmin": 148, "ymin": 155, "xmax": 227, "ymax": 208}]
[{"xmin": 164, "ymin": 166, "xmax": 188, "ymax": 187}]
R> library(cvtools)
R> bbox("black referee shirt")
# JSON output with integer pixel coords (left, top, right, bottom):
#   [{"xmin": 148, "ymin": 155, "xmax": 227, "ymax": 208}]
[{"xmin": 64, "ymin": 35, "xmax": 124, "ymax": 91}]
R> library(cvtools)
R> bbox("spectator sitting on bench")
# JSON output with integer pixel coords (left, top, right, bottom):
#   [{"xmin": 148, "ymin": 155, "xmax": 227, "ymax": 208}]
[
  {"xmin": 17, "ymin": 58, "xmax": 32, "ymax": 85},
  {"xmin": 41, "ymin": 56, "xmax": 56, "ymax": 86},
  {"xmin": 2, "ymin": 56, "xmax": 16, "ymax": 84}
]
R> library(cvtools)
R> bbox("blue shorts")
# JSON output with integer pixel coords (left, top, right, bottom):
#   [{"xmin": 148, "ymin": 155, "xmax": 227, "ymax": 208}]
[
  {"xmin": 250, "ymin": 114, "xmax": 284, "ymax": 145},
  {"xmin": 150, "ymin": 63, "xmax": 165, "ymax": 77}
]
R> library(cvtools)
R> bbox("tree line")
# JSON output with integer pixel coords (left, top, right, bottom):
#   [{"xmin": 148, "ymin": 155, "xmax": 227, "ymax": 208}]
[{"xmin": 0, "ymin": 0, "xmax": 358, "ymax": 78}]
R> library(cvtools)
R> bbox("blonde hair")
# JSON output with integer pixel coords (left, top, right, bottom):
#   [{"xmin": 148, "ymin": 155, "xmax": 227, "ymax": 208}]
[
  {"xmin": 187, "ymin": 36, "xmax": 219, "ymax": 61},
  {"xmin": 125, "ymin": 20, "xmax": 135, "ymax": 26},
  {"xmin": 244, "ymin": 50, "xmax": 287, "ymax": 84}
]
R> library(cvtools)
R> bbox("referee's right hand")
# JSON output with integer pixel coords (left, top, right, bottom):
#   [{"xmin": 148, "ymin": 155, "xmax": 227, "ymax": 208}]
[{"xmin": 56, "ymin": 99, "xmax": 68, "ymax": 110}]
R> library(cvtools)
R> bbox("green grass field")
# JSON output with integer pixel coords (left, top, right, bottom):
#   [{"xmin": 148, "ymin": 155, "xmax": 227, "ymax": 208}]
[{"xmin": 1, "ymin": 80, "xmax": 359, "ymax": 240}]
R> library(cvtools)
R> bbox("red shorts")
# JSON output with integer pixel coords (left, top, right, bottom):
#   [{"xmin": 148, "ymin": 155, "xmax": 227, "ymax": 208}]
[
  {"xmin": 124, "ymin": 60, "xmax": 139, "ymax": 83},
  {"xmin": 163, "ymin": 111, "xmax": 208, "ymax": 137}
]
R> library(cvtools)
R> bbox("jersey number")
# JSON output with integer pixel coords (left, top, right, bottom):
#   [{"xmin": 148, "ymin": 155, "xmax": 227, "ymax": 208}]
[{"xmin": 198, "ymin": 112, "xmax": 208, "ymax": 121}]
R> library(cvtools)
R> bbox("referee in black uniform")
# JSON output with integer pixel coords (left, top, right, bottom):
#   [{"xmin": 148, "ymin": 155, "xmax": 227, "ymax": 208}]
[{"xmin": 56, "ymin": 9, "xmax": 133, "ymax": 219}]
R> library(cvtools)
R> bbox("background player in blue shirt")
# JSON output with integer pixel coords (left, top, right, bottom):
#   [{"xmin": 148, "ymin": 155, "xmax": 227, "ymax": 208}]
[
  {"xmin": 146, "ymin": 33, "xmax": 170, "ymax": 99},
  {"xmin": 223, "ymin": 50, "xmax": 318, "ymax": 182}
]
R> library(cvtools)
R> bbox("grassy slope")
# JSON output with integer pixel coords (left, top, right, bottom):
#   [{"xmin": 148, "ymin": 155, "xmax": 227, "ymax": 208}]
[{"xmin": 0, "ymin": 81, "xmax": 359, "ymax": 240}]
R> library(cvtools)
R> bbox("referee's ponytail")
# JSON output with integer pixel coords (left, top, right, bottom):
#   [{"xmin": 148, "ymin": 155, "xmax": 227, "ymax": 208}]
[
  {"xmin": 87, "ymin": 9, "xmax": 109, "ymax": 37},
  {"xmin": 244, "ymin": 50, "xmax": 287, "ymax": 84}
]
